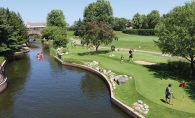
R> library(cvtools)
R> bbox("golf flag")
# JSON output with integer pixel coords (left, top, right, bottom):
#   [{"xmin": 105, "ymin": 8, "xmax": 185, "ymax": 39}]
[
  {"xmin": 179, "ymin": 82, "xmax": 185, "ymax": 88},
  {"xmin": 179, "ymin": 81, "xmax": 185, "ymax": 102}
]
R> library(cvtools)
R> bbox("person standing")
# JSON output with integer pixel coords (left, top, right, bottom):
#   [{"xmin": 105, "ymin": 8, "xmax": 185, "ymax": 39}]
[
  {"xmin": 120, "ymin": 55, "xmax": 124, "ymax": 64},
  {"xmin": 129, "ymin": 49, "xmax": 133, "ymax": 62},
  {"xmin": 165, "ymin": 84, "xmax": 173, "ymax": 105}
]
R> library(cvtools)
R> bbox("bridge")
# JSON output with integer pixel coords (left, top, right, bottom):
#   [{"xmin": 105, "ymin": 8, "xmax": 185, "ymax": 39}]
[{"xmin": 28, "ymin": 30, "xmax": 41, "ymax": 36}]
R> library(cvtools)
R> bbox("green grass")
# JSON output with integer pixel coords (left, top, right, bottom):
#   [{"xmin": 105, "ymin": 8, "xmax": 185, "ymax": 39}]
[
  {"xmin": 67, "ymin": 31, "xmax": 80, "ymax": 39},
  {"xmin": 67, "ymin": 31, "xmax": 161, "ymax": 52},
  {"xmin": 0, "ymin": 56, "xmax": 4, "ymax": 64},
  {"xmin": 108, "ymin": 31, "xmax": 160, "ymax": 52},
  {"xmin": 58, "ymin": 44, "xmax": 195, "ymax": 118}
]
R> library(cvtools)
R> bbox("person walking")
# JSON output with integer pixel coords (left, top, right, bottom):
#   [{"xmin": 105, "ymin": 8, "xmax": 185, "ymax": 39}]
[
  {"xmin": 120, "ymin": 55, "xmax": 124, "ymax": 64},
  {"xmin": 165, "ymin": 84, "xmax": 173, "ymax": 105},
  {"xmin": 129, "ymin": 49, "xmax": 133, "ymax": 62}
]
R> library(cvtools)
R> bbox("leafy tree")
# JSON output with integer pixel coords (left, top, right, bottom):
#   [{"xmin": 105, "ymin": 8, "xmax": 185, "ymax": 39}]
[
  {"xmin": 141, "ymin": 15, "xmax": 148, "ymax": 29},
  {"xmin": 41, "ymin": 26, "xmax": 68, "ymax": 48},
  {"xmin": 47, "ymin": 9, "xmax": 66, "ymax": 29},
  {"xmin": 74, "ymin": 18, "xmax": 82, "ymax": 36},
  {"xmin": 83, "ymin": 0, "xmax": 114, "ymax": 25},
  {"xmin": 155, "ymin": 1, "xmax": 195, "ymax": 77},
  {"xmin": 132, "ymin": 13, "xmax": 143, "ymax": 29},
  {"xmin": 69, "ymin": 21, "xmax": 78, "ymax": 31},
  {"xmin": 53, "ymin": 27, "xmax": 68, "ymax": 48},
  {"xmin": 41, "ymin": 26, "xmax": 58, "ymax": 40},
  {"xmin": 79, "ymin": 21, "xmax": 115, "ymax": 51},
  {"xmin": 113, "ymin": 17, "xmax": 130, "ymax": 31},
  {"xmin": 44, "ymin": 9, "xmax": 68, "ymax": 48},
  {"xmin": 0, "ymin": 7, "xmax": 28, "ymax": 56},
  {"xmin": 147, "ymin": 10, "xmax": 160, "ymax": 29}
]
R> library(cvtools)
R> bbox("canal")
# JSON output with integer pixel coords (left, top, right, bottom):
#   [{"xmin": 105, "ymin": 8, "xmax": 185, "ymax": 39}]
[{"xmin": 0, "ymin": 42, "xmax": 130, "ymax": 118}]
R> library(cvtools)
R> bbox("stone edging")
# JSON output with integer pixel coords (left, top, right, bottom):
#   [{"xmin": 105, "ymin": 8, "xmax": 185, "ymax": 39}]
[
  {"xmin": 54, "ymin": 56, "xmax": 144, "ymax": 118},
  {"xmin": 0, "ymin": 60, "xmax": 8, "ymax": 93}
]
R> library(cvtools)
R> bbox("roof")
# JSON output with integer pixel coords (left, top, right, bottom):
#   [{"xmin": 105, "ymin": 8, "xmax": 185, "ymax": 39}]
[{"xmin": 26, "ymin": 22, "xmax": 46, "ymax": 28}]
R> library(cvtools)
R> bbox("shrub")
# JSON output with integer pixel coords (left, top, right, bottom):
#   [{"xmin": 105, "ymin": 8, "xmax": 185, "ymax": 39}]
[
  {"xmin": 122, "ymin": 29, "xmax": 155, "ymax": 36},
  {"xmin": 111, "ymin": 45, "xmax": 115, "ymax": 51}
]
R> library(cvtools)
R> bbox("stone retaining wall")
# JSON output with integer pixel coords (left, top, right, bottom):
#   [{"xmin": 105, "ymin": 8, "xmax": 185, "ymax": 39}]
[
  {"xmin": 54, "ymin": 56, "xmax": 144, "ymax": 118},
  {"xmin": 0, "ymin": 60, "xmax": 8, "ymax": 93}
]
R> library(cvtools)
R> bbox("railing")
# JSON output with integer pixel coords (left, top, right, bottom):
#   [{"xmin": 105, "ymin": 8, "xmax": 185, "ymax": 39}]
[{"xmin": 28, "ymin": 30, "xmax": 41, "ymax": 35}]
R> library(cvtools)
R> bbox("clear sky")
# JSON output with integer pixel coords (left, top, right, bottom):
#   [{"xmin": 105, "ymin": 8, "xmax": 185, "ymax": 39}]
[{"xmin": 0, "ymin": 0, "xmax": 187, "ymax": 25}]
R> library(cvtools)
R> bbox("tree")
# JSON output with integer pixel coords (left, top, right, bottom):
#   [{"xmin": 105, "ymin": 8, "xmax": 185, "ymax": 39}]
[
  {"xmin": 83, "ymin": 0, "xmax": 114, "ymax": 25},
  {"xmin": 47, "ymin": 9, "xmax": 66, "ymax": 29},
  {"xmin": 69, "ymin": 21, "xmax": 78, "ymax": 31},
  {"xmin": 74, "ymin": 18, "xmax": 82, "ymax": 36},
  {"xmin": 113, "ymin": 17, "xmax": 131, "ymax": 31},
  {"xmin": 41, "ymin": 26, "xmax": 58, "ymax": 40},
  {"xmin": 41, "ymin": 26, "xmax": 68, "ymax": 48},
  {"xmin": 53, "ymin": 27, "xmax": 68, "ymax": 48},
  {"xmin": 0, "ymin": 7, "xmax": 28, "ymax": 56},
  {"xmin": 147, "ymin": 10, "xmax": 160, "ymax": 29},
  {"xmin": 44, "ymin": 9, "xmax": 68, "ymax": 48},
  {"xmin": 155, "ymin": 1, "xmax": 195, "ymax": 77},
  {"xmin": 132, "ymin": 13, "xmax": 143, "ymax": 29},
  {"xmin": 141, "ymin": 15, "xmax": 148, "ymax": 29},
  {"xmin": 79, "ymin": 21, "xmax": 115, "ymax": 51}
]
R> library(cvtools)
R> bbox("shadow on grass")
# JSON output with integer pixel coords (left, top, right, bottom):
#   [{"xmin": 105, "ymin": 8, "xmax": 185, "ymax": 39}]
[
  {"xmin": 144, "ymin": 60, "xmax": 195, "ymax": 101},
  {"xmin": 185, "ymin": 81, "xmax": 195, "ymax": 101},
  {"xmin": 160, "ymin": 99, "xmax": 167, "ymax": 103},
  {"xmin": 78, "ymin": 50, "xmax": 110, "ymax": 56}
]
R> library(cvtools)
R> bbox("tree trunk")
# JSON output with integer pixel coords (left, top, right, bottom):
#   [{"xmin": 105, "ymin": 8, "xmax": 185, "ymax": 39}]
[
  {"xmin": 190, "ymin": 56, "xmax": 195, "ymax": 78},
  {"xmin": 96, "ymin": 46, "xmax": 99, "ymax": 52}
]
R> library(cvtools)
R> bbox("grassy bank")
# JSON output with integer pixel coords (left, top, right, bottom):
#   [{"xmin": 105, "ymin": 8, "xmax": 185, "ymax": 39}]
[{"xmin": 53, "ymin": 43, "xmax": 195, "ymax": 118}]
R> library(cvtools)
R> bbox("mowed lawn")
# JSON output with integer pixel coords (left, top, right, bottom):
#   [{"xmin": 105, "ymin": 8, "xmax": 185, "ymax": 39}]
[
  {"xmin": 57, "ymin": 42, "xmax": 195, "ymax": 118},
  {"xmin": 109, "ymin": 31, "xmax": 160, "ymax": 52},
  {"xmin": 63, "ymin": 32, "xmax": 195, "ymax": 118},
  {"xmin": 67, "ymin": 31, "xmax": 161, "ymax": 52}
]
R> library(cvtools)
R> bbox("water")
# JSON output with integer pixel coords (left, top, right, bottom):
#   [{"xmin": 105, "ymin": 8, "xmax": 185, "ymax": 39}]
[{"xmin": 0, "ymin": 42, "xmax": 130, "ymax": 118}]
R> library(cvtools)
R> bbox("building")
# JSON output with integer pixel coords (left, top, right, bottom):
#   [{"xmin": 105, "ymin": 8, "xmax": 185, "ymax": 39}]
[{"xmin": 26, "ymin": 22, "xmax": 46, "ymax": 36}]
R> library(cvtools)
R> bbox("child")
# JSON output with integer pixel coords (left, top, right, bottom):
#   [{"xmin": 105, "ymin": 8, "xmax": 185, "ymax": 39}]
[{"xmin": 121, "ymin": 55, "xmax": 124, "ymax": 63}]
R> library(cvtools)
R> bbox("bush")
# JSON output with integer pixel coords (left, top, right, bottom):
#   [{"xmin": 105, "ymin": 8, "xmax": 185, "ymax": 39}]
[
  {"xmin": 111, "ymin": 45, "xmax": 115, "ymax": 51},
  {"xmin": 122, "ymin": 29, "xmax": 155, "ymax": 36}
]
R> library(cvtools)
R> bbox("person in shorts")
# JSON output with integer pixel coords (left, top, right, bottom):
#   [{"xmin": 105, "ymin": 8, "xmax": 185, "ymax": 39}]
[{"xmin": 165, "ymin": 84, "xmax": 173, "ymax": 104}]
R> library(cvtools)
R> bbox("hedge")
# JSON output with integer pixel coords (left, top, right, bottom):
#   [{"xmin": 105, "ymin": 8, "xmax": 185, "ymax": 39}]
[{"xmin": 122, "ymin": 29, "xmax": 155, "ymax": 36}]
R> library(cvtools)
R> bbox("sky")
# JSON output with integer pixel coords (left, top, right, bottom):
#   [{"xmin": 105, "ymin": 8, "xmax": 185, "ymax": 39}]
[{"xmin": 0, "ymin": 0, "xmax": 188, "ymax": 26}]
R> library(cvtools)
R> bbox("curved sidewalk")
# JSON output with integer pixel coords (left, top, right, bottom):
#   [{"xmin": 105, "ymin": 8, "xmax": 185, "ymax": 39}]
[{"xmin": 54, "ymin": 56, "xmax": 144, "ymax": 118}]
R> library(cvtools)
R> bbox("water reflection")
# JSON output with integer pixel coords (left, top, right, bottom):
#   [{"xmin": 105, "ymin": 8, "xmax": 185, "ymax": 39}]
[
  {"xmin": 80, "ymin": 72, "xmax": 108, "ymax": 99},
  {"xmin": 0, "ymin": 54, "xmax": 31, "ymax": 112}
]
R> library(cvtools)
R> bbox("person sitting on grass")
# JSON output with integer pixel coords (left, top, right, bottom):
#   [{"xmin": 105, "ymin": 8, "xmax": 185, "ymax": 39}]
[
  {"xmin": 165, "ymin": 84, "xmax": 173, "ymax": 105},
  {"xmin": 120, "ymin": 55, "xmax": 124, "ymax": 64}
]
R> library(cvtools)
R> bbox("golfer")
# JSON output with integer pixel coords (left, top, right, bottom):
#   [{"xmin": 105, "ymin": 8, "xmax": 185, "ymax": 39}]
[{"xmin": 165, "ymin": 84, "xmax": 173, "ymax": 105}]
